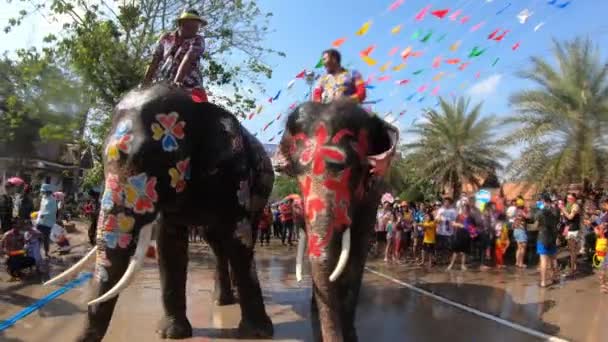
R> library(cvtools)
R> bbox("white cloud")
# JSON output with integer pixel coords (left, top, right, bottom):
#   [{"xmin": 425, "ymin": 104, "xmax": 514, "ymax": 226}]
[{"xmin": 467, "ymin": 74, "xmax": 502, "ymax": 97}]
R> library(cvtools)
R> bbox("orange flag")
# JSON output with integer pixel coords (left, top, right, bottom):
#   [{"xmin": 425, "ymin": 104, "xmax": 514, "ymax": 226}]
[
  {"xmin": 332, "ymin": 38, "xmax": 346, "ymax": 47},
  {"xmin": 360, "ymin": 45, "xmax": 376, "ymax": 57}
]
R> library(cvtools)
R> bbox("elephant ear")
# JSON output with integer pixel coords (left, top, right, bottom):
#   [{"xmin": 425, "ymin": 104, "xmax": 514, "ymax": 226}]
[{"xmin": 366, "ymin": 115, "xmax": 399, "ymax": 177}]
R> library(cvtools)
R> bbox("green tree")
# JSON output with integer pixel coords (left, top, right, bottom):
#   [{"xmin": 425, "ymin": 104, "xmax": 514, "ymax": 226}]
[
  {"xmin": 270, "ymin": 175, "xmax": 300, "ymax": 201},
  {"xmin": 387, "ymin": 154, "xmax": 440, "ymax": 202},
  {"xmin": 404, "ymin": 97, "xmax": 506, "ymax": 198},
  {"xmin": 0, "ymin": 49, "xmax": 90, "ymax": 156},
  {"xmin": 504, "ymin": 38, "xmax": 608, "ymax": 190}
]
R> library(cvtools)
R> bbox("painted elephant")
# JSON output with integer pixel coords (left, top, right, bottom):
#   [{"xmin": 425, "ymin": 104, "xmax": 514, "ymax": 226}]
[
  {"xmin": 45, "ymin": 84, "xmax": 275, "ymax": 341},
  {"xmin": 275, "ymin": 100, "xmax": 398, "ymax": 342}
]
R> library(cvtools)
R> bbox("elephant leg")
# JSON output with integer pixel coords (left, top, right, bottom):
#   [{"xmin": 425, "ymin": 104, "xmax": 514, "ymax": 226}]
[
  {"xmin": 310, "ymin": 285, "xmax": 323, "ymax": 342},
  {"xmin": 204, "ymin": 229, "xmax": 236, "ymax": 306},
  {"xmin": 156, "ymin": 220, "xmax": 192, "ymax": 339},
  {"xmin": 338, "ymin": 252, "xmax": 366, "ymax": 342},
  {"xmin": 227, "ymin": 224, "xmax": 273, "ymax": 338}
]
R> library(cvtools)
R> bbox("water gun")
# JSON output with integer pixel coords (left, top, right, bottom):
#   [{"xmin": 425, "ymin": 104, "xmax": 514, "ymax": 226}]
[
  {"xmin": 8, "ymin": 250, "xmax": 25, "ymax": 257},
  {"xmin": 593, "ymin": 237, "xmax": 607, "ymax": 268}
]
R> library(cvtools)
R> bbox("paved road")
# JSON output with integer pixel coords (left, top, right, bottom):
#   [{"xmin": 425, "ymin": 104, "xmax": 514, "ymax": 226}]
[{"xmin": 1, "ymin": 244, "xmax": 549, "ymax": 342}]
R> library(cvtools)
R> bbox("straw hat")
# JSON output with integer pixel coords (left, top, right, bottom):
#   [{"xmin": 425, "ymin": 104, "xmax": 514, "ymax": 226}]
[{"xmin": 177, "ymin": 9, "xmax": 208, "ymax": 26}]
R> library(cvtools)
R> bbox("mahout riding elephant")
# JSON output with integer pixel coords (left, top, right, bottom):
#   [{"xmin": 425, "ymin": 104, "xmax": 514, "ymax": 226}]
[
  {"xmin": 275, "ymin": 100, "xmax": 398, "ymax": 342},
  {"xmin": 45, "ymin": 84, "xmax": 274, "ymax": 341}
]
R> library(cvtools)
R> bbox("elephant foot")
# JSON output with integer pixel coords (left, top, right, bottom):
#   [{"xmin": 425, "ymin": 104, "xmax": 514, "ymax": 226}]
[
  {"xmin": 237, "ymin": 315, "xmax": 274, "ymax": 338},
  {"xmin": 214, "ymin": 293, "xmax": 237, "ymax": 306},
  {"xmin": 156, "ymin": 316, "xmax": 193, "ymax": 339}
]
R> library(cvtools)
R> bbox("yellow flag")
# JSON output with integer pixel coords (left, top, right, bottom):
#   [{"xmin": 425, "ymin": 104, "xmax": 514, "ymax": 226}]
[
  {"xmin": 379, "ymin": 61, "xmax": 392, "ymax": 72},
  {"xmin": 391, "ymin": 24, "xmax": 402, "ymax": 34},
  {"xmin": 361, "ymin": 55, "xmax": 377, "ymax": 66},
  {"xmin": 392, "ymin": 63, "xmax": 406, "ymax": 71},
  {"xmin": 256, "ymin": 105, "xmax": 263, "ymax": 114},
  {"xmin": 450, "ymin": 40, "xmax": 461, "ymax": 52},
  {"xmin": 356, "ymin": 21, "xmax": 372, "ymax": 36},
  {"xmin": 432, "ymin": 72, "xmax": 445, "ymax": 81}
]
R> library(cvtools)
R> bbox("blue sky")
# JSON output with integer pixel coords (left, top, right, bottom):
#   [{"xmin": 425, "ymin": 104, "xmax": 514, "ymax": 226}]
[{"xmin": 2, "ymin": 0, "xmax": 608, "ymax": 149}]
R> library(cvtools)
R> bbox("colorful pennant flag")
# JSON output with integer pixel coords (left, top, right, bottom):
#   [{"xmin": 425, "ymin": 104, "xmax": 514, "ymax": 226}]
[
  {"xmin": 388, "ymin": 47, "xmax": 399, "ymax": 56},
  {"xmin": 460, "ymin": 16, "xmax": 471, "ymax": 24},
  {"xmin": 356, "ymin": 21, "xmax": 372, "ymax": 36},
  {"xmin": 361, "ymin": 55, "xmax": 378, "ymax": 66},
  {"xmin": 450, "ymin": 40, "xmax": 461, "ymax": 52},
  {"xmin": 360, "ymin": 45, "xmax": 376, "ymax": 57},
  {"xmin": 432, "ymin": 56, "xmax": 442, "ymax": 68},
  {"xmin": 431, "ymin": 9, "xmax": 450, "ymax": 19},
  {"xmin": 391, "ymin": 24, "xmax": 402, "ymax": 34},
  {"xmin": 415, "ymin": 5, "xmax": 432, "ymax": 21},
  {"xmin": 388, "ymin": 0, "xmax": 405, "ymax": 11},
  {"xmin": 470, "ymin": 21, "xmax": 485, "ymax": 32},
  {"xmin": 496, "ymin": 2, "xmax": 511, "ymax": 15},
  {"xmin": 379, "ymin": 61, "xmax": 392, "ymax": 72},
  {"xmin": 449, "ymin": 9, "xmax": 462, "ymax": 21},
  {"xmin": 393, "ymin": 63, "xmax": 407, "ymax": 71},
  {"xmin": 395, "ymin": 79, "xmax": 410, "ymax": 85},
  {"xmin": 512, "ymin": 42, "xmax": 521, "ymax": 50},
  {"xmin": 413, "ymin": 69, "xmax": 424, "ymax": 75},
  {"xmin": 315, "ymin": 57, "xmax": 324, "ymax": 68},
  {"xmin": 332, "ymin": 38, "xmax": 346, "ymax": 47}
]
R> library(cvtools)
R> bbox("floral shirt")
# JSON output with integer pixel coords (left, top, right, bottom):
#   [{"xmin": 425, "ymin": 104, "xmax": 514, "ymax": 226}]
[
  {"xmin": 153, "ymin": 31, "xmax": 205, "ymax": 89},
  {"xmin": 313, "ymin": 69, "xmax": 366, "ymax": 104}
]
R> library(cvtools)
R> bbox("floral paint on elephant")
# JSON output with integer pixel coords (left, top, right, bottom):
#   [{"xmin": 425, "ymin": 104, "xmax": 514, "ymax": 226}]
[
  {"xmin": 169, "ymin": 158, "xmax": 191, "ymax": 193},
  {"xmin": 101, "ymin": 173, "xmax": 124, "ymax": 211},
  {"xmin": 237, "ymin": 180, "xmax": 251, "ymax": 210},
  {"xmin": 106, "ymin": 119, "xmax": 134, "ymax": 161},
  {"xmin": 291, "ymin": 121, "xmax": 361, "ymax": 260},
  {"xmin": 123, "ymin": 173, "xmax": 158, "ymax": 214},
  {"xmin": 234, "ymin": 218, "xmax": 253, "ymax": 247},
  {"xmin": 151, "ymin": 112, "xmax": 186, "ymax": 152}
]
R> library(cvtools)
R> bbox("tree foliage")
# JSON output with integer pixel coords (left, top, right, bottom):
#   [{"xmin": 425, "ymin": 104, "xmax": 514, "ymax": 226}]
[
  {"xmin": 404, "ymin": 97, "xmax": 506, "ymax": 198},
  {"xmin": 270, "ymin": 174, "xmax": 300, "ymax": 202},
  {"xmin": 0, "ymin": 48, "xmax": 90, "ymax": 156},
  {"xmin": 503, "ymin": 38, "xmax": 608, "ymax": 190}
]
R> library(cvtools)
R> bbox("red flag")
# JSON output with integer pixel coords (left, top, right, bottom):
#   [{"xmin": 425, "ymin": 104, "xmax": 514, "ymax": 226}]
[
  {"xmin": 377, "ymin": 75, "xmax": 391, "ymax": 82},
  {"xmin": 415, "ymin": 5, "xmax": 432, "ymax": 21},
  {"xmin": 445, "ymin": 58, "xmax": 461, "ymax": 65},
  {"xmin": 460, "ymin": 16, "xmax": 470, "ymax": 24},
  {"xmin": 395, "ymin": 79, "xmax": 409, "ymax": 85},
  {"xmin": 449, "ymin": 9, "xmax": 462, "ymax": 21},
  {"xmin": 494, "ymin": 30, "xmax": 509, "ymax": 41},
  {"xmin": 475, "ymin": 72, "xmax": 481, "ymax": 79},
  {"xmin": 431, "ymin": 9, "xmax": 450, "ymax": 19},
  {"xmin": 267, "ymin": 97, "xmax": 273, "ymax": 103},
  {"xmin": 295, "ymin": 70, "xmax": 306, "ymax": 78},
  {"xmin": 332, "ymin": 38, "xmax": 346, "ymax": 47},
  {"xmin": 432, "ymin": 56, "xmax": 442, "ymax": 68},
  {"xmin": 360, "ymin": 45, "xmax": 376, "ymax": 57},
  {"xmin": 418, "ymin": 84, "xmax": 427, "ymax": 93},
  {"xmin": 512, "ymin": 42, "xmax": 521, "ymax": 51},
  {"xmin": 488, "ymin": 29, "xmax": 500, "ymax": 40},
  {"xmin": 248, "ymin": 113, "xmax": 255, "ymax": 120},
  {"xmin": 459, "ymin": 62, "xmax": 470, "ymax": 71},
  {"xmin": 289, "ymin": 102, "xmax": 298, "ymax": 110}
]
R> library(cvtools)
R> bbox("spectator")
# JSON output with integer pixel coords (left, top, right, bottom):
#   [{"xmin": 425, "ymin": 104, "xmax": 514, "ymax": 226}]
[
  {"xmin": 536, "ymin": 194, "xmax": 560, "ymax": 287},
  {"xmin": 279, "ymin": 199, "xmax": 294, "ymax": 246},
  {"xmin": 36, "ymin": 184, "xmax": 58, "ymax": 258},
  {"xmin": 1, "ymin": 218, "xmax": 38, "ymax": 280},
  {"xmin": 258, "ymin": 206, "xmax": 272, "ymax": 247},
  {"xmin": 495, "ymin": 213, "xmax": 510, "ymax": 269},
  {"xmin": 513, "ymin": 215, "xmax": 528, "ymax": 268},
  {"xmin": 560, "ymin": 193, "xmax": 582, "ymax": 275},
  {"xmin": 419, "ymin": 213, "xmax": 437, "ymax": 268},
  {"xmin": 18, "ymin": 185, "xmax": 34, "ymax": 220},
  {"xmin": 271, "ymin": 204, "xmax": 282, "ymax": 239},
  {"xmin": 85, "ymin": 189, "xmax": 101, "ymax": 246},
  {"xmin": 479, "ymin": 202, "xmax": 495, "ymax": 271},
  {"xmin": 384, "ymin": 210, "xmax": 396, "ymax": 263},
  {"xmin": 0, "ymin": 179, "xmax": 16, "ymax": 234},
  {"xmin": 447, "ymin": 205, "xmax": 473, "ymax": 271},
  {"xmin": 436, "ymin": 197, "xmax": 457, "ymax": 264}
]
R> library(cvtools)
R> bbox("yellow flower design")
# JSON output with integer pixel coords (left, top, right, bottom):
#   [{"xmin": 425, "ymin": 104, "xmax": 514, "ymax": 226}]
[{"xmin": 117, "ymin": 213, "xmax": 135, "ymax": 233}]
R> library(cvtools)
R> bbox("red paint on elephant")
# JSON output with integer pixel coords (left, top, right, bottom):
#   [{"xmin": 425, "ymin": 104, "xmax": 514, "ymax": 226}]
[
  {"xmin": 296, "ymin": 123, "xmax": 347, "ymax": 175},
  {"xmin": 323, "ymin": 168, "xmax": 351, "ymax": 205}
]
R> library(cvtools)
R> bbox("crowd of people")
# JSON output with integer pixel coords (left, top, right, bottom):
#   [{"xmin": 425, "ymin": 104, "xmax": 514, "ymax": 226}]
[
  {"xmin": 0, "ymin": 178, "xmax": 78, "ymax": 281},
  {"xmin": 373, "ymin": 190, "xmax": 608, "ymax": 291}
]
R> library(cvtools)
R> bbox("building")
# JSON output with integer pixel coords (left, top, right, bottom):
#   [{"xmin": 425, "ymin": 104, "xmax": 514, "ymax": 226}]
[{"xmin": 0, "ymin": 141, "xmax": 93, "ymax": 193}]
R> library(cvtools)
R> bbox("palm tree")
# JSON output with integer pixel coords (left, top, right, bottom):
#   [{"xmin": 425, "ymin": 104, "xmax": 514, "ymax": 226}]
[
  {"xmin": 405, "ymin": 97, "xmax": 506, "ymax": 198},
  {"xmin": 505, "ymin": 38, "xmax": 608, "ymax": 190}
]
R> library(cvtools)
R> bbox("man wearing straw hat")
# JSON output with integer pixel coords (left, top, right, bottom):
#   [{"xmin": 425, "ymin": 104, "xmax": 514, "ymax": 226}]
[{"xmin": 143, "ymin": 9, "xmax": 208, "ymax": 101}]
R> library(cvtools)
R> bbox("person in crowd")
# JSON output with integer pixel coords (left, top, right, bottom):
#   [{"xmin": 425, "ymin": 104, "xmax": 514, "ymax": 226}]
[
  {"xmin": 143, "ymin": 9, "xmax": 208, "ymax": 101},
  {"xmin": 312, "ymin": 49, "xmax": 366, "ymax": 104},
  {"xmin": 271, "ymin": 204, "xmax": 282, "ymax": 239},
  {"xmin": 393, "ymin": 204, "xmax": 404, "ymax": 262},
  {"xmin": 1, "ymin": 218, "xmax": 38, "ymax": 280},
  {"xmin": 84, "ymin": 189, "xmax": 101, "ymax": 246},
  {"xmin": 513, "ymin": 215, "xmax": 528, "ymax": 268},
  {"xmin": 560, "ymin": 193, "xmax": 582, "ymax": 275},
  {"xmin": 258, "ymin": 205, "xmax": 272, "ymax": 247},
  {"xmin": 0, "ymin": 179, "xmax": 17, "ymax": 234},
  {"xmin": 374, "ymin": 202, "xmax": 391, "ymax": 257},
  {"xmin": 400, "ymin": 203, "xmax": 414, "ymax": 261},
  {"xmin": 436, "ymin": 197, "xmax": 457, "ymax": 264},
  {"xmin": 384, "ymin": 209, "xmax": 396, "ymax": 263},
  {"xmin": 419, "ymin": 212, "xmax": 437, "ymax": 268},
  {"xmin": 18, "ymin": 184, "xmax": 34, "ymax": 220},
  {"xmin": 535, "ymin": 194, "xmax": 560, "ymax": 287},
  {"xmin": 495, "ymin": 213, "xmax": 510, "ymax": 269},
  {"xmin": 447, "ymin": 204, "xmax": 473, "ymax": 271},
  {"xmin": 479, "ymin": 202, "xmax": 496, "ymax": 271},
  {"xmin": 279, "ymin": 199, "xmax": 294, "ymax": 246},
  {"xmin": 36, "ymin": 184, "xmax": 58, "ymax": 258}
]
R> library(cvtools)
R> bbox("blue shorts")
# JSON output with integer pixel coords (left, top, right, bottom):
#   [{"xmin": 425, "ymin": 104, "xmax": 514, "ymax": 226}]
[
  {"xmin": 537, "ymin": 242, "xmax": 557, "ymax": 256},
  {"xmin": 514, "ymin": 228, "xmax": 527, "ymax": 243}
]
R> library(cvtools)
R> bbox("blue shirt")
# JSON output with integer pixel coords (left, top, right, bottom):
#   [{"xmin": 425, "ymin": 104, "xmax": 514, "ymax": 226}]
[{"xmin": 37, "ymin": 195, "xmax": 58, "ymax": 228}]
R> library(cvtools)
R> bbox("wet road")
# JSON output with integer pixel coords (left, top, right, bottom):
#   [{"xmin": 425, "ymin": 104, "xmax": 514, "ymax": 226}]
[{"xmin": 2, "ymin": 244, "xmax": 550, "ymax": 342}]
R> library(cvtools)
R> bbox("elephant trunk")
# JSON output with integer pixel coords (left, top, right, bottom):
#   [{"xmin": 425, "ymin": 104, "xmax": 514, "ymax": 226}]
[{"xmin": 88, "ymin": 222, "xmax": 153, "ymax": 306}]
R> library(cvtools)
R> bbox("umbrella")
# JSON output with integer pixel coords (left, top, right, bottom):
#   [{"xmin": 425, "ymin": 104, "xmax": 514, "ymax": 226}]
[
  {"xmin": 52, "ymin": 192, "xmax": 65, "ymax": 201},
  {"xmin": 6, "ymin": 177, "xmax": 25, "ymax": 186}
]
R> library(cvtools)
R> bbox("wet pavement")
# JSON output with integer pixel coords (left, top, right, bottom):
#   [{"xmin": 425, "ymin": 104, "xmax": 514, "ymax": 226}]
[{"xmin": 0, "ymin": 228, "xmax": 598, "ymax": 341}]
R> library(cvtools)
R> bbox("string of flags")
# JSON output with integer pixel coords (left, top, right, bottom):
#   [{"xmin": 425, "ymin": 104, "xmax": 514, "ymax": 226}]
[{"xmin": 246, "ymin": 0, "xmax": 575, "ymax": 143}]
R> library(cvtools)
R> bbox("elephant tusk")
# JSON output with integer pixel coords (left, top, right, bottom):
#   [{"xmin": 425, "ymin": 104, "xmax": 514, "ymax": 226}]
[
  {"xmin": 296, "ymin": 228, "xmax": 307, "ymax": 282},
  {"xmin": 329, "ymin": 228, "xmax": 351, "ymax": 282},
  {"xmin": 88, "ymin": 223, "xmax": 153, "ymax": 306},
  {"xmin": 44, "ymin": 246, "xmax": 98, "ymax": 286}
]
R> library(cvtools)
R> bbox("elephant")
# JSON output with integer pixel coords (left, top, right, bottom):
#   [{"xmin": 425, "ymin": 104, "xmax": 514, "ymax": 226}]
[
  {"xmin": 45, "ymin": 84, "xmax": 275, "ymax": 341},
  {"xmin": 275, "ymin": 99, "xmax": 398, "ymax": 342}
]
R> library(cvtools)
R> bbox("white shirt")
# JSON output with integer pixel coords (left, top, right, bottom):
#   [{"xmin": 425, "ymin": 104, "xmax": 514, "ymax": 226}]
[{"xmin": 437, "ymin": 206, "xmax": 457, "ymax": 236}]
